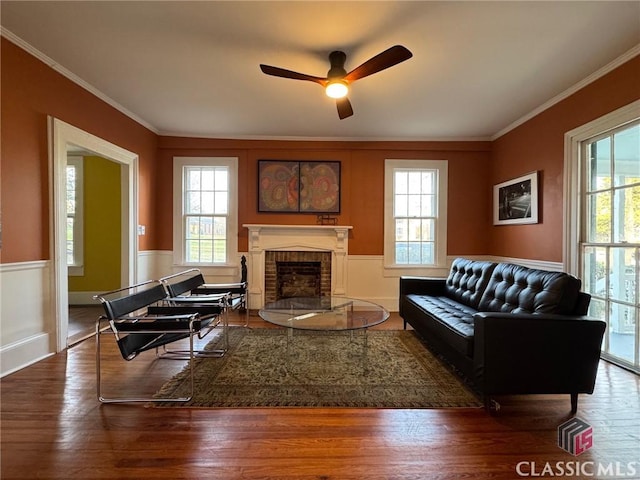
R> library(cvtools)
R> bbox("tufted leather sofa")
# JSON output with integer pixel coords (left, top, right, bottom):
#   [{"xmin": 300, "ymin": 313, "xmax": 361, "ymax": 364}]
[{"xmin": 400, "ymin": 257, "xmax": 606, "ymax": 413}]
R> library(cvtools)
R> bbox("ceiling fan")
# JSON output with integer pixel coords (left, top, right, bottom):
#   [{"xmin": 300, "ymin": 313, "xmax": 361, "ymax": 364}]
[{"xmin": 259, "ymin": 45, "xmax": 413, "ymax": 120}]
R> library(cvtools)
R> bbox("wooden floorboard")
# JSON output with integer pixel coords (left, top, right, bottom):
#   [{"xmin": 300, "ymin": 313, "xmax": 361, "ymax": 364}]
[{"xmin": 1, "ymin": 312, "xmax": 638, "ymax": 479}]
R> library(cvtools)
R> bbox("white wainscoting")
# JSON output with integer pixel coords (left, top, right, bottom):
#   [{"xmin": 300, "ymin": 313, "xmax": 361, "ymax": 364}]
[
  {"xmin": 0, "ymin": 261, "xmax": 55, "ymax": 377},
  {"xmin": 0, "ymin": 253, "xmax": 565, "ymax": 376}
]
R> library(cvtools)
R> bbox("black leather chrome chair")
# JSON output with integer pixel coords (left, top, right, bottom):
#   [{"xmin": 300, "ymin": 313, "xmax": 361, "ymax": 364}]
[
  {"xmin": 94, "ymin": 280, "xmax": 222, "ymax": 403},
  {"xmin": 161, "ymin": 268, "xmax": 248, "ymax": 327}
]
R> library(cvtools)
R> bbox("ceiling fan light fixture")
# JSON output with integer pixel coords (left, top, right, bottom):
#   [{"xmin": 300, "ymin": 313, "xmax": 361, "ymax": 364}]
[{"xmin": 325, "ymin": 80, "xmax": 348, "ymax": 99}]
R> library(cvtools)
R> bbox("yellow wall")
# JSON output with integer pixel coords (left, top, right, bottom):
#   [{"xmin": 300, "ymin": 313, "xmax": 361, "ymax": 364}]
[{"xmin": 68, "ymin": 156, "xmax": 121, "ymax": 292}]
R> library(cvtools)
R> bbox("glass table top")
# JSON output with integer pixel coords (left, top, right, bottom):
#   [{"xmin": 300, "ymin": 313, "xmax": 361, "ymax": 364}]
[{"xmin": 258, "ymin": 296, "xmax": 389, "ymax": 331}]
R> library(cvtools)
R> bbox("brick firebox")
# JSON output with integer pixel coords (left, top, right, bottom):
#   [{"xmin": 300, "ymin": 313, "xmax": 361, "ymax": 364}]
[{"xmin": 264, "ymin": 251, "xmax": 331, "ymax": 304}]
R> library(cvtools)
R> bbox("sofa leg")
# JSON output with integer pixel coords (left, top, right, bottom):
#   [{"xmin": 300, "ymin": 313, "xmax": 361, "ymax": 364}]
[
  {"xmin": 570, "ymin": 393, "xmax": 578, "ymax": 414},
  {"xmin": 484, "ymin": 396, "xmax": 501, "ymax": 414}
]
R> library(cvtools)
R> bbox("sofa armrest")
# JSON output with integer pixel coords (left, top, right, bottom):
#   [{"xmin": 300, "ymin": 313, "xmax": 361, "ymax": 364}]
[
  {"xmin": 399, "ymin": 276, "xmax": 446, "ymax": 296},
  {"xmin": 473, "ymin": 312, "xmax": 606, "ymax": 395}
]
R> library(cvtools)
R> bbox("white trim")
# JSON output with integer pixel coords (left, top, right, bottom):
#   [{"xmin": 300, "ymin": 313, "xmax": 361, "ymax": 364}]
[
  {"xmin": 493, "ymin": 45, "xmax": 640, "ymax": 140},
  {"xmin": 563, "ymin": 99, "xmax": 640, "ymax": 275},
  {"xmin": 173, "ymin": 157, "xmax": 239, "ymax": 268},
  {"xmin": 0, "ymin": 334, "xmax": 54, "ymax": 378},
  {"xmin": 0, "ymin": 260, "xmax": 48, "ymax": 273},
  {"xmin": 383, "ymin": 159, "xmax": 448, "ymax": 276},
  {"xmin": 50, "ymin": 118, "xmax": 139, "ymax": 352}
]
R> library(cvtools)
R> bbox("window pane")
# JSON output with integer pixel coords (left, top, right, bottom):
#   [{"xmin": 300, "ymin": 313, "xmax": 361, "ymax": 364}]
[
  {"xmin": 201, "ymin": 169, "xmax": 214, "ymax": 190},
  {"xmin": 609, "ymin": 302, "xmax": 636, "ymax": 364},
  {"xmin": 408, "ymin": 219, "xmax": 422, "ymax": 241},
  {"xmin": 583, "ymin": 246, "xmax": 607, "ymax": 297},
  {"xmin": 199, "ymin": 239, "xmax": 213, "ymax": 262},
  {"xmin": 187, "ymin": 168, "xmax": 201, "ymax": 190},
  {"xmin": 187, "ymin": 192, "xmax": 200, "ymax": 214},
  {"xmin": 588, "ymin": 191, "xmax": 611, "ymax": 242},
  {"xmin": 407, "ymin": 242, "xmax": 421, "ymax": 263},
  {"xmin": 421, "ymin": 194, "xmax": 435, "ymax": 216},
  {"xmin": 201, "ymin": 192, "xmax": 214, "ymax": 214},
  {"xmin": 421, "ymin": 242, "xmax": 434, "ymax": 264},
  {"xmin": 213, "ymin": 239, "xmax": 226, "ymax": 263},
  {"xmin": 422, "ymin": 219, "xmax": 434, "ymax": 241},
  {"xmin": 396, "ymin": 243, "xmax": 408, "ymax": 263},
  {"xmin": 407, "ymin": 195, "xmax": 421, "ymax": 217},
  {"xmin": 395, "ymin": 219, "xmax": 408, "ymax": 241},
  {"xmin": 395, "ymin": 171, "xmax": 408, "ymax": 194},
  {"xmin": 214, "ymin": 169, "xmax": 228, "ymax": 191},
  {"xmin": 609, "ymin": 247, "xmax": 636, "ymax": 304},
  {"xmin": 588, "ymin": 137, "xmax": 611, "ymax": 192},
  {"xmin": 395, "ymin": 194, "xmax": 408, "ymax": 217},
  {"xmin": 613, "ymin": 185, "xmax": 640, "ymax": 243},
  {"xmin": 214, "ymin": 192, "xmax": 228, "ymax": 214},
  {"xmin": 186, "ymin": 240, "xmax": 200, "ymax": 263},
  {"xmin": 613, "ymin": 124, "xmax": 640, "ymax": 188},
  {"xmin": 421, "ymin": 171, "xmax": 434, "ymax": 194},
  {"xmin": 407, "ymin": 172, "xmax": 422, "ymax": 194},
  {"xmin": 66, "ymin": 217, "xmax": 74, "ymax": 264}
]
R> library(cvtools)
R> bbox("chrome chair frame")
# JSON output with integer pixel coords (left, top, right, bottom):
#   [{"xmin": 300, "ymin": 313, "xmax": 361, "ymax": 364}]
[
  {"xmin": 94, "ymin": 280, "xmax": 220, "ymax": 404},
  {"xmin": 159, "ymin": 269, "xmax": 232, "ymax": 355}
]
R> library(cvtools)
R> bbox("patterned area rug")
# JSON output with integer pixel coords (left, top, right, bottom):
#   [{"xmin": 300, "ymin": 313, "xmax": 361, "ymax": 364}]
[{"xmin": 154, "ymin": 327, "xmax": 482, "ymax": 408}]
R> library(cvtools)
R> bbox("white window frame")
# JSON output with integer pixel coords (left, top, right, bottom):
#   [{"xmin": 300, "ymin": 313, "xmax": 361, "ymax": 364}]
[
  {"xmin": 67, "ymin": 155, "xmax": 84, "ymax": 276},
  {"xmin": 173, "ymin": 157, "xmax": 238, "ymax": 269},
  {"xmin": 384, "ymin": 159, "xmax": 448, "ymax": 277},
  {"xmin": 564, "ymin": 100, "xmax": 640, "ymax": 373},
  {"xmin": 564, "ymin": 100, "xmax": 640, "ymax": 273}
]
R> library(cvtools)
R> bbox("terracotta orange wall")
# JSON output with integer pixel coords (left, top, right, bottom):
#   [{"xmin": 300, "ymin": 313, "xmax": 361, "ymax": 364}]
[
  {"xmin": 490, "ymin": 56, "xmax": 640, "ymax": 262},
  {"xmin": 157, "ymin": 137, "xmax": 492, "ymax": 255},
  {"xmin": 0, "ymin": 37, "xmax": 158, "ymax": 263}
]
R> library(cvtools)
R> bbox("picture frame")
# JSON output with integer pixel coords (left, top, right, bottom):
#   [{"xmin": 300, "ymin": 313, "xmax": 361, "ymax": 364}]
[
  {"xmin": 258, "ymin": 160, "xmax": 341, "ymax": 213},
  {"xmin": 493, "ymin": 171, "xmax": 538, "ymax": 225}
]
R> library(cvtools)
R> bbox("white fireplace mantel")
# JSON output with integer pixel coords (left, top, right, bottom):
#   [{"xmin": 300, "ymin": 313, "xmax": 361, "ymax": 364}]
[{"xmin": 243, "ymin": 224, "xmax": 353, "ymax": 308}]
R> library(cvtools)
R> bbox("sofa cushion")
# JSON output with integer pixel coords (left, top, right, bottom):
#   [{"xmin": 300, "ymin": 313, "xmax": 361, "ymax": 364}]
[
  {"xmin": 478, "ymin": 263, "xmax": 582, "ymax": 314},
  {"xmin": 405, "ymin": 294, "xmax": 475, "ymax": 357},
  {"xmin": 445, "ymin": 258, "xmax": 497, "ymax": 310}
]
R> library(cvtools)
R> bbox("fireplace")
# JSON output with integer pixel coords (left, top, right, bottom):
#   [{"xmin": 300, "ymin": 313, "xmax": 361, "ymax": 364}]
[
  {"xmin": 265, "ymin": 251, "xmax": 331, "ymax": 303},
  {"xmin": 243, "ymin": 224, "xmax": 353, "ymax": 308}
]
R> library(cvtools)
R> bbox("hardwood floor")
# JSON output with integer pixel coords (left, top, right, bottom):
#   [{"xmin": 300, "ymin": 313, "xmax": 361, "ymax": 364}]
[{"xmin": 2, "ymin": 312, "xmax": 638, "ymax": 479}]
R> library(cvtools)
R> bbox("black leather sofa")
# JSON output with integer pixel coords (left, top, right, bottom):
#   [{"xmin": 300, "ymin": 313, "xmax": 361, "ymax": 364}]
[{"xmin": 399, "ymin": 257, "xmax": 606, "ymax": 412}]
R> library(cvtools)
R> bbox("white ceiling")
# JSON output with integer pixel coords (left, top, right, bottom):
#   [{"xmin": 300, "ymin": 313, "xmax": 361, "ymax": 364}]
[{"xmin": 1, "ymin": 1, "xmax": 639, "ymax": 140}]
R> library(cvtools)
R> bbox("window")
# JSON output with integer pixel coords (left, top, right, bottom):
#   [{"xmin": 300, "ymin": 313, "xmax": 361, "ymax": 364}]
[
  {"xmin": 384, "ymin": 159, "xmax": 448, "ymax": 275},
  {"xmin": 173, "ymin": 157, "xmax": 238, "ymax": 266},
  {"xmin": 565, "ymin": 101, "xmax": 640, "ymax": 374},
  {"xmin": 582, "ymin": 120, "xmax": 639, "ymax": 373},
  {"xmin": 66, "ymin": 156, "xmax": 83, "ymax": 275}
]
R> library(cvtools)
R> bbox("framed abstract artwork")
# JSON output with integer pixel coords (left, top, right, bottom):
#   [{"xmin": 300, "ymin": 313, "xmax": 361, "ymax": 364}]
[
  {"xmin": 493, "ymin": 171, "xmax": 539, "ymax": 225},
  {"xmin": 258, "ymin": 160, "xmax": 341, "ymax": 213}
]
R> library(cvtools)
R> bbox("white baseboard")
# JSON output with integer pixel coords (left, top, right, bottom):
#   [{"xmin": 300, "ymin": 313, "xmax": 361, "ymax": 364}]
[{"xmin": 0, "ymin": 333, "xmax": 53, "ymax": 378}]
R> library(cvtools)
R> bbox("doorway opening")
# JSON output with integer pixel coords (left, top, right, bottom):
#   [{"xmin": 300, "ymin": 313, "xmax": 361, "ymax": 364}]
[{"xmin": 51, "ymin": 118, "xmax": 138, "ymax": 351}]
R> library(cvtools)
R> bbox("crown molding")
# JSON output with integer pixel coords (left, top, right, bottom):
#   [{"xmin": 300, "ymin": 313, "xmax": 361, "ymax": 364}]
[
  {"xmin": 1, "ymin": 27, "xmax": 159, "ymax": 134},
  {"xmin": 492, "ymin": 44, "xmax": 640, "ymax": 140}
]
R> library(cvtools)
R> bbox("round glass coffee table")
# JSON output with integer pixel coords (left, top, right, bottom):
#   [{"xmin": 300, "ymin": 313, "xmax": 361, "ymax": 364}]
[{"xmin": 258, "ymin": 296, "xmax": 389, "ymax": 359}]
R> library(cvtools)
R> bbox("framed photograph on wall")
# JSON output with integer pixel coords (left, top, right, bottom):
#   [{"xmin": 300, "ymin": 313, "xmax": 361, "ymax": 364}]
[
  {"xmin": 258, "ymin": 160, "xmax": 340, "ymax": 213},
  {"xmin": 493, "ymin": 171, "xmax": 538, "ymax": 225}
]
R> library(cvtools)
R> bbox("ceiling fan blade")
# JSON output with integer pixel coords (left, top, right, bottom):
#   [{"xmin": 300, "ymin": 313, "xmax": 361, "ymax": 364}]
[
  {"xmin": 259, "ymin": 64, "xmax": 327, "ymax": 86},
  {"xmin": 343, "ymin": 45, "xmax": 412, "ymax": 83},
  {"xmin": 336, "ymin": 97, "xmax": 353, "ymax": 119}
]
